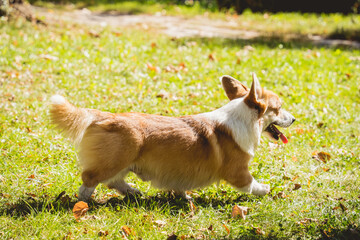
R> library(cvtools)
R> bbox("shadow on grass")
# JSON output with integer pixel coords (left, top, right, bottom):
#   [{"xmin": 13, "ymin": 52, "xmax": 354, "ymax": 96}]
[
  {"xmin": 175, "ymin": 35, "xmax": 360, "ymax": 51},
  {"xmin": 1, "ymin": 190, "xmax": 256, "ymax": 217}
]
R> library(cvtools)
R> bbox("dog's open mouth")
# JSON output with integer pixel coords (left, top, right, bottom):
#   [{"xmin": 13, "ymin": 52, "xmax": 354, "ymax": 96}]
[{"xmin": 265, "ymin": 124, "xmax": 288, "ymax": 144}]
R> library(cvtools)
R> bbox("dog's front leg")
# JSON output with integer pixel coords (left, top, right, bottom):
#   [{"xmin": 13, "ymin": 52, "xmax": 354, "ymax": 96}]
[
  {"xmin": 238, "ymin": 177, "xmax": 270, "ymax": 196},
  {"xmin": 225, "ymin": 170, "xmax": 270, "ymax": 196}
]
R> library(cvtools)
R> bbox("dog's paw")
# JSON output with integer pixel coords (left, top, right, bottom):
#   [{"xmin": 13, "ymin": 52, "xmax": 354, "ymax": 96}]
[
  {"xmin": 252, "ymin": 183, "xmax": 270, "ymax": 196},
  {"xmin": 127, "ymin": 187, "xmax": 142, "ymax": 196}
]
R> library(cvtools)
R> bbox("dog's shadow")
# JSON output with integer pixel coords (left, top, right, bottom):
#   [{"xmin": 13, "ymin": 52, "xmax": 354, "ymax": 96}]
[{"xmin": 2, "ymin": 191, "xmax": 256, "ymax": 218}]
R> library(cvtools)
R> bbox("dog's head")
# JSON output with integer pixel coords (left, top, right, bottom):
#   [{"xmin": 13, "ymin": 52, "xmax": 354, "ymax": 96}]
[{"xmin": 221, "ymin": 73, "xmax": 295, "ymax": 143}]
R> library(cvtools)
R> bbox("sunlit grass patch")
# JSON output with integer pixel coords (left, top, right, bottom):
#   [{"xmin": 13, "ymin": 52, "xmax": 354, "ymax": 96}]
[{"xmin": 0, "ymin": 16, "xmax": 359, "ymax": 239}]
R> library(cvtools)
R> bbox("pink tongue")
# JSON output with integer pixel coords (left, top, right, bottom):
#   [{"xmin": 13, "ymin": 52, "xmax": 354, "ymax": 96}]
[{"xmin": 279, "ymin": 133, "xmax": 288, "ymax": 144}]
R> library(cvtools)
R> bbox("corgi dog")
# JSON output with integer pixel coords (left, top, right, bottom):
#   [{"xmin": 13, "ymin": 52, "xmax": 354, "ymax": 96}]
[{"xmin": 50, "ymin": 73, "xmax": 295, "ymax": 201}]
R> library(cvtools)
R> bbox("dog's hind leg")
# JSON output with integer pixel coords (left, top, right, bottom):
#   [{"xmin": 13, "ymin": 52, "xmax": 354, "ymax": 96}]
[
  {"xmin": 106, "ymin": 169, "xmax": 141, "ymax": 196},
  {"xmin": 78, "ymin": 169, "xmax": 101, "ymax": 202},
  {"xmin": 78, "ymin": 184, "xmax": 97, "ymax": 202}
]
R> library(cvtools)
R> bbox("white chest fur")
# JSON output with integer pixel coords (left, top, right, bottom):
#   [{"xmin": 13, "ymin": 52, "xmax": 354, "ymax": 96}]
[{"xmin": 200, "ymin": 98, "xmax": 261, "ymax": 157}]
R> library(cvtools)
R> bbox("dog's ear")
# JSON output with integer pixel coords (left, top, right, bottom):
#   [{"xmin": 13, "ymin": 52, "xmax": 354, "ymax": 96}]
[
  {"xmin": 221, "ymin": 75, "xmax": 249, "ymax": 100},
  {"xmin": 244, "ymin": 73, "xmax": 267, "ymax": 117}
]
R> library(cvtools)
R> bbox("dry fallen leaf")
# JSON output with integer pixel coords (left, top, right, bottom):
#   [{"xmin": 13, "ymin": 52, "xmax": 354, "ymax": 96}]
[
  {"xmin": 72, "ymin": 201, "xmax": 89, "ymax": 221},
  {"xmin": 98, "ymin": 230, "xmax": 108, "ymax": 236},
  {"xmin": 293, "ymin": 183, "xmax": 301, "ymax": 190},
  {"xmin": 291, "ymin": 175, "xmax": 299, "ymax": 182},
  {"xmin": 273, "ymin": 191, "xmax": 288, "ymax": 199},
  {"xmin": 231, "ymin": 205, "xmax": 249, "ymax": 220},
  {"xmin": 156, "ymin": 89, "xmax": 170, "ymax": 99},
  {"xmin": 254, "ymin": 227, "xmax": 265, "ymax": 235},
  {"xmin": 88, "ymin": 30, "xmax": 100, "ymax": 38},
  {"xmin": 333, "ymin": 202, "xmax": 348, "ymax": 211},
  {"xmin": 222, "ymin": 224, "xmax": 230, "ymax": 234},
  {"xmin": 121, "ymin": 225, "xmax": 134, "ymax": 236},
  {"xmin": 295, "ymin": 128, "xmax": 305, "ymax": 134},
  {"xmin": 167, "ymin": 233, "xmax": 178, "ymax": 240},
  {"xmin": 146, "ymin": 63, "xmax": 160, "ymax": 73},
  {"xmin": 312, "ymin": 151, "xmax": 331, "ymax": 163},
  {"xmin": 208, "ymin": 53, "xmax": 217, "ymax": 61}
]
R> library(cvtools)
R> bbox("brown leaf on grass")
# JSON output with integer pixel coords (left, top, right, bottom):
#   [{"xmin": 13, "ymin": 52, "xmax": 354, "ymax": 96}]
[
  {"xmin": 313, "ymin": 51, "xmax": 321, "ymax": 58},
  {"xmin": 254, "ymin": 227, "xmax": 265, "ymax": 235},
  {"xmin": 98, "ymin": 230, "xmax": 108, "ymax": 237},
  {"xmin": 72, "ymin": 201, "xmax": 89, "ymax": 221},
  {"xmin": 156, "ymin": 90, "xmax": 170, "ymax": 99},
  {"xmin": 333, "ymin": 202, "xmax": 348, "ymax": 211},
  {"xmin": 167, "ymin": 233, "xmax": 178, "ymax": 240},
  {"xmin": 231, "ymin": 205, "xmax": 249, "ymax": 220},
  {"xmin": 151, "ymin": 42, "xmax": 157, "ymax": 48},
  {"xmin": 293, "ymin": 183, "xmax": 301, "ymax": 190},
  {"xmin": 146, "ymin": 62, "xmax": 161, "ymax": 73},
  {"xmin": 208, "ymin": 53, "xmax": 217, "ymax": 61},
  {"xmin": 88, "ymin": 30, "xmax": 100, "ymax": 38},
  {"xmin": 295, "ymin": 128, "xmax": 305, "ymax": 134},
  {"xmin": 26, "ymin": 192, "xmax": 37, "ymax": 198},
  {"xmin": 312, "ymin": 151, "xmax": 331, "ymax": 163},
  {"xmin": 164, "ymin": 63, "xmax": 187, "ymax": 73},
  {"xmin": 291, "ymin": 175, "xmax": 299, "ymax": 182},
  {"xmin": 64, "ymin": 231, "xmax": 73, "ymax": 240},
  {"xmin": 121, "ymin": 226, "xmax": 134, "ymax": 237},
  {"xmin": 283, "ymin": 175, "xmax": 291, "ymax": 180},
  {"xmin": 28, "ymin": 174, "xmax": 35, "ymax": 179},
  {"xmin": 222, "ymin": 224, "xmax": 230, "ymax": 234},
  {"xmin": 273, "ymin": 191, "xmax": 288, "ymax": 199},
  {"xmin": 112, "ymin": 31, "xmax": 122, "ymax": 37}
]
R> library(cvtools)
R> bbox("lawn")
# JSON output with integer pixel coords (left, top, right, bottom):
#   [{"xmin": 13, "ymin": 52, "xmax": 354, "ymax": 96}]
[{"xmin": 1, "ymin": 10, "xmax": 360, "ymax": 239}]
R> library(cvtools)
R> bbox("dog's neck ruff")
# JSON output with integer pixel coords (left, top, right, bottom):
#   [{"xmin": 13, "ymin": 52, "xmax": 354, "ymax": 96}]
[{"xmin": 201, "ymin": 98, "xmax": 261, "ymax": 157}]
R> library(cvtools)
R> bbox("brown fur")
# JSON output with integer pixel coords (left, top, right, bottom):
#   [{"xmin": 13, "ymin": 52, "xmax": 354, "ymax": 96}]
[{"xmin": 51, "ymin": 102, "xmax": 252, "ymax": 191}]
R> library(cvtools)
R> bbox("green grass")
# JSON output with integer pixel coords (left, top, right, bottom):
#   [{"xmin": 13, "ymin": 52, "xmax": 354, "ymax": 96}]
[{"xmin": 1, "ymin": 14, "xmax": 360, "ymax": 239}]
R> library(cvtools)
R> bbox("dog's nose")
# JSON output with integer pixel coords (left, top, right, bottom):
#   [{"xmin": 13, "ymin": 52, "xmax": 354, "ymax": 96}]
[{"xmin": 291, "ymin": 118, "xmax": 296, "ymax": 124}]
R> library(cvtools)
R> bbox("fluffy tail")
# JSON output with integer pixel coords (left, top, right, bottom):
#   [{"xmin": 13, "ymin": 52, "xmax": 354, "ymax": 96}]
[{"xmin": 50, "ymin": 95, "xmax": 94, "ymax": 145}]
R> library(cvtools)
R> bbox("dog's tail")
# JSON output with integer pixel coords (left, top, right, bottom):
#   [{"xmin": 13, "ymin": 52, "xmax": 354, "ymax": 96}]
[{"xmin": 50, "ymin": 95, "xmax": 94, "ymax": 145}]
